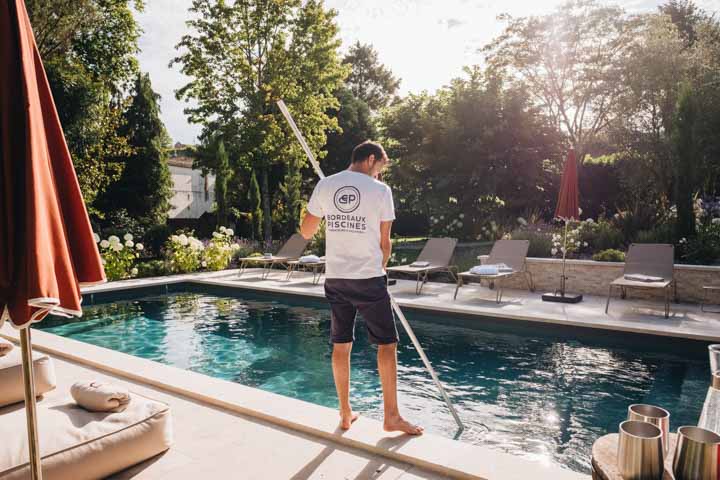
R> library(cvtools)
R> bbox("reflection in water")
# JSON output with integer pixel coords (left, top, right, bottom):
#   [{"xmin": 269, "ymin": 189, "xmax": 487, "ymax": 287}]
[{"xmin": 39, "ymin": 292, "xmax": 708, "ymax": 473}]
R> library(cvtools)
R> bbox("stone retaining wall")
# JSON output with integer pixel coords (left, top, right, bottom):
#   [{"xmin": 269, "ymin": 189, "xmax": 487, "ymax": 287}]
[{"xmin": 477, "ymin": 256, "xmax": 720, "ymax": 304}]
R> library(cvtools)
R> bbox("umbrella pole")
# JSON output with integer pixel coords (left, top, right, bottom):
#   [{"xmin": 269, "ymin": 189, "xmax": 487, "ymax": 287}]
[
  {"xmin": 560, "ymin": 221, "xmax": 568, "ymax": 296},
  {"xmin": 20, "ymin": 328, "xmax": 43, "ymax": 480}
]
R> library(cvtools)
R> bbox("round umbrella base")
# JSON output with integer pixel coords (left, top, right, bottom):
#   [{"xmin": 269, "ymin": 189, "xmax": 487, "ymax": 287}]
[{"xmin": 542, "ymin": 292, "xmax": 583, "ymax": 304}]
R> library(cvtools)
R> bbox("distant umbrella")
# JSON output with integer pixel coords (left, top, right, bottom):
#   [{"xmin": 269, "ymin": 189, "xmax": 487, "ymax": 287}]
[
  {"xmin": 555, "ymin": 150, "xmax": 580, "ymax": 221},
  {"xmin": 542, "ymin": 150, "xmax": 583, "ymax": 303},
  {"xmin": 0, "ymin": 1, "xmax": 106, "ymax": 478}
]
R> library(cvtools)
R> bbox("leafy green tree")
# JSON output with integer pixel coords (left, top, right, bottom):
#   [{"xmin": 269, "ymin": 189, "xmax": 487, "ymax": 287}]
[
  {"xmin": 215, "ymin": 140, "xmax": 231, "ymax": 228},
  {"xmin": 172, "ymin": 0, "xmax": 348, "ymax": 243},
  {"xmin": 483, "ymin": 0, "xmax": 640, "ymax": 163},
  {"xmin": 673, "ymin": 83, "xmax": 699, "ymax": 240},
  {"xmin": 26, "ymin": 0, "xmax": 144, "ymax": 217},
  {"xmin": 100, "ymin": 73, "xmax": 173, "ymax": 226},
  {"xmin": 381, "ymin": 67, "xmax": 564, "ymax": 238},
  {"xmin": 343, "ymin": 42, "xmax": 400, "ymax": 111}
]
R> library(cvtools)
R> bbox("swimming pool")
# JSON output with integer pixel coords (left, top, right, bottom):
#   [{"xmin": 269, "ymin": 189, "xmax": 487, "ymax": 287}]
[{"xmin": 38, "ymin": 285, "xmax": 709, "ymax": 473}]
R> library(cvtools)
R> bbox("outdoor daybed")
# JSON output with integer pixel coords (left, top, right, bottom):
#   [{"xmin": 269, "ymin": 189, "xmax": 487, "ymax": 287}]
[{"xmin": 0, "ymin": 389, "xmax": 172, "ymax": 479}]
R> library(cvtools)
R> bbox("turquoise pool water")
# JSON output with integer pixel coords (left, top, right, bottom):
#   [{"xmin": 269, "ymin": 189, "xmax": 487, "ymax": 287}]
[{"xmin": 38, "ymin": 287, "xmax": 709, "ymax": 473}]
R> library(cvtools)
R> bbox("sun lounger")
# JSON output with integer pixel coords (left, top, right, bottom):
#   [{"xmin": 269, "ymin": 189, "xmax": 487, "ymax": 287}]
[
  {"xmin": 0, "ymin": 341, "xmax": 56, "ymax": 408},
  {"xmin": 386, "ymin": 238, "xmax": 458, "ymax": 294},
  {"xmin": 286, "ymin": 255, "xmax": 326, "ymax": 285},
  {"xmin": 0, "ymin": 389, "xmax": 172, "ymax": 480},
  {"xmin": 454, "ymin": 239, "xmax": 534, "ymax": 303},
  {"xmin": 237, "ymin": 233, "xmax": 310, "ymax": 279},
  {"xmin": 605, "ymin": 243, "xmax": 676, "ymax": 318}
]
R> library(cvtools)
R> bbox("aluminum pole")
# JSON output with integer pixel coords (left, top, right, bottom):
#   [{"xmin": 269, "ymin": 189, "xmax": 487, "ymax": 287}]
[
  {"xmin": 277, "ymin": 99, "xmax": 464, "ymax": 432},
  {"xmin": 20, "ymin": 328, "xmax": 43, "ymax": 479}
]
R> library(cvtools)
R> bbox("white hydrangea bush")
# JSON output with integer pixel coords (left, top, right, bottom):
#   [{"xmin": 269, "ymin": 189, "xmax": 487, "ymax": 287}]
[
  {"xmin": 202, "ymin": 227, "xmax": 239, "ymax": 271},
  {"xmin": 165, "ymin": 232, "xmax": 204, "ymax": 273},
  {"xmin": 96, "ymin": 232, "xmax": 143, "ymax": 280}
]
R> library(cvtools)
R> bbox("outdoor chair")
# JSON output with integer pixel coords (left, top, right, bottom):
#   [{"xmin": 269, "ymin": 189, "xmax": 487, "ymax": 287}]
[
  {"xmin": 605, "ymin": 243, "xmax": 677, "ymax": 318},
  {"xmin": 237, "ymin": 233, "xmax": 309, "ymax": 279},
  {"xmin": 454, "ymin": 239, "xmax": 534, "ymax": 303},
  {"xmin": 386, "ymin": 237, "xmax": 458, "ymax": 294}
]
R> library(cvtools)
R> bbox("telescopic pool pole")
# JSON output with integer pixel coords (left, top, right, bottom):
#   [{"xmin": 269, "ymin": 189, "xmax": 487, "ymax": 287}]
[{"xmin": 277, "ymin": 99, "xmax": 464, "ymax": 433}]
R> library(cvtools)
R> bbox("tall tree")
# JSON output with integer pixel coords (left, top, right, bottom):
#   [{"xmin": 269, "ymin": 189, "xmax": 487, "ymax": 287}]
[
  {"xmin": 483, "ymin": 0, "xmax": 640, "ymax": 163},
  {"xmin": 26, "ymin": 0, "xmax": 144, "ymax": 217},
  {"xmin": 172, "ymin": 0, "xmax": 348, "ymax": 244},
  {"xmin": 323, "ymin": 87, "xmax": 377, "ymax": 174},
  {"xmin": 248, "ymin": 170, "xmax": 263, "ymax": 240},
  {"xmin": 660, "ymin": 0, "xmax": 704, "ymax": 46},
  {"xmin": 343, "ymin": 42, "xmax": 400, "ymax": 111},
  {"xmin": 215, "ymin": 140, "xmax": 231, "ymax": 228},
  {"xmin": 100, "ymin": 73, "xmax": 172, "ymax": 225},
  {"xmin": 673, "ymin": 82, "xmax": 699, "ymax": 240}
]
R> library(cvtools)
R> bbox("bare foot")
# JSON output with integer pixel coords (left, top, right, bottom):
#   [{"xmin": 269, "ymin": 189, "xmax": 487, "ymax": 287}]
[
  {"xmin": 384, "ymin": 415, "xmax": 424, "ymax": 435},
  {"xmin": 340, "ymin": 410, "xmax": 359, "ymax": 430}
]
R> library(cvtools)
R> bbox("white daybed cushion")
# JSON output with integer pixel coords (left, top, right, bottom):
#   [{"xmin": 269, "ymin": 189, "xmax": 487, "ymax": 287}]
[
  {"xmin": 0, "ymin": 391, "xmax": 172, "ymax": 480},
  {"xmin": 0, "ymin": 346, "xmax": 56, "ymax": 408}
]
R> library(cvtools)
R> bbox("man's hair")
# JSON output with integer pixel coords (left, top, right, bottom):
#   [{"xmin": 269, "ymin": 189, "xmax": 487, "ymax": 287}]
[{"xmin": 350, "ymin": 141, "xmax": 384, "ymax": 164}]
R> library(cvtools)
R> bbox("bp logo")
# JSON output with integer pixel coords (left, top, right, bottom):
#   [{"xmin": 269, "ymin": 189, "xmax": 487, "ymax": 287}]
[{"xmin": 333, "ymin": 186, "xmax": 361, "ymax": 213}]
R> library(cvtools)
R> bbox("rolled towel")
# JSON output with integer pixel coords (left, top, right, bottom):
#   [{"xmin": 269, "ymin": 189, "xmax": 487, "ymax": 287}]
[
  {"xmin": 470, "ymin": 264, "xmax": 515, "ymax": 275},
  {"xmin": 0, "ymin": 338, "xmax": 13, "ymax": 357},
  {"xmin": 624, "ymin": 274, "xmax": 665, "ymax": 283},
  {"xmin": 410, "ymin": 261, "xmax": 431, "ymax": 268},
  {"xmin": 71, "ymin": 381, "xmax": 131, "ymax": 413},
  {"xmin": 470, "ymin": 265, "xmax": 498, "ymax": 275},
  {"xmin": 299, "ymin": 254, "xmax": 322, "ymax": 263}
]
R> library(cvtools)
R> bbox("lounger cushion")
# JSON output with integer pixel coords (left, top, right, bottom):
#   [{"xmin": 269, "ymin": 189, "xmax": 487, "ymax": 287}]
[
  {"xmin": 0, "ymin": 346, "xmax": 56, "ymax": 408},
  {"xmin": 0, "ymin": 391, "xmax": 172, "ymax": 480},
  {"xmin": 611, "ymin": 277, "xmax": 672, "ymax": 289}
]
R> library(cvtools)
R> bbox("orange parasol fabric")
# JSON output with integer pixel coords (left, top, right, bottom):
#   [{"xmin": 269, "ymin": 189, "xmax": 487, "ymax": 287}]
[
  {"xmin": 0, "ymin": 0, "xmax": 106, "ymax": 330},
  {"xmin": 555, "ymin": 150, "xmax": 580, "ymax": 221}
]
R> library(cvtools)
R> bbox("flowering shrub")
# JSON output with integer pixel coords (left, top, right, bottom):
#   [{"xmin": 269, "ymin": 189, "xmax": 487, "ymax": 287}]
[
  {"xmin": 96, "ymin": 233, "xmax": 144, "ymax": 280},
  {"xmin": 164, "ymin": 233, "xmax": 204, "ymax": 273},
  {"xmin": 202, "ymin": 226, "xmax": 240, "ymax": 271},
  {"xmin": 550, "ymin": 224, "xmax": 588, "ymax": 258},
  {"xmin": 428, "ymin": 212, "xmax": 465, "ymax": 237}
]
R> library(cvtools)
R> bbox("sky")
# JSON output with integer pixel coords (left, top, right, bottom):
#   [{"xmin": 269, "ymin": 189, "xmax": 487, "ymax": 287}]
[{"xmin": 134, "ymin": 0, "xmax": 720, "ymax": 144}]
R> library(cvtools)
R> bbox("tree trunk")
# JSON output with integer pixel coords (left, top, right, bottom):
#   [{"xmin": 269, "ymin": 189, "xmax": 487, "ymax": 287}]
[{"xmin": 261, "ymin": 167, "xmax": 272, "ymax": 246}]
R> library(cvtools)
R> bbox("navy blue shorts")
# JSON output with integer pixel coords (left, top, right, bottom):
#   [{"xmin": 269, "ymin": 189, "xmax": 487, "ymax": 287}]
[{"xmin": 324, "ymin": 276, "xmax": 398, "ymax": 345}]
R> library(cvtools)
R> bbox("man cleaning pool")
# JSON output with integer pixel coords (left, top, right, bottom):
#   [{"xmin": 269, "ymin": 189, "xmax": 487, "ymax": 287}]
[{"xmin": 299, "ymin": 141, "xmax": 423, "ymax": 435}]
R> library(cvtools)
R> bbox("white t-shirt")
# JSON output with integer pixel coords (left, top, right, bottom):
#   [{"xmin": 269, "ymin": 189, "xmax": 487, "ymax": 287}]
[{"xmin": 307, "ymin": 170, "xmax": 395, "ymax": 279}]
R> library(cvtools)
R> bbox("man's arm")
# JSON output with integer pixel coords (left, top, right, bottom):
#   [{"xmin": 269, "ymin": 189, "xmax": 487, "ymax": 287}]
[
  {"xmin": 380, "ymin": 220, "xmax": 393, "ymax": 268},
  {"xmin": 300, "ymin": 212, "xmax": 322, "ymax": 240}
]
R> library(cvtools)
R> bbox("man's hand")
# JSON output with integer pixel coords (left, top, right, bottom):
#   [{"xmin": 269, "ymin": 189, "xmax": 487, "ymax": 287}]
[{"xmin": 300, "ymin": 212, "xmax": 322, "ymax": 240}]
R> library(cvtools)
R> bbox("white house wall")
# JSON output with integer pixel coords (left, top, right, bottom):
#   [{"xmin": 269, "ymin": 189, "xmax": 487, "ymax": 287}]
[{"xmin": 169, "ymin": 165, "xmax": 216, "ymax": 219}]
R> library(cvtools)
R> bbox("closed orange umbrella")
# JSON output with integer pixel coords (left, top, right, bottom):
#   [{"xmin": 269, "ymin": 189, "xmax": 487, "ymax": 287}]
[
  {"xmin": 0, "ymin": 1, "xmax": 106, "ymax": 477},
  {"xmin": 542, "ymin": 150, "xmax": 583, "ymax": 303},
  {"xmin": 555, "ymin": 149, "xmax": 579, "ymax": 221}
]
